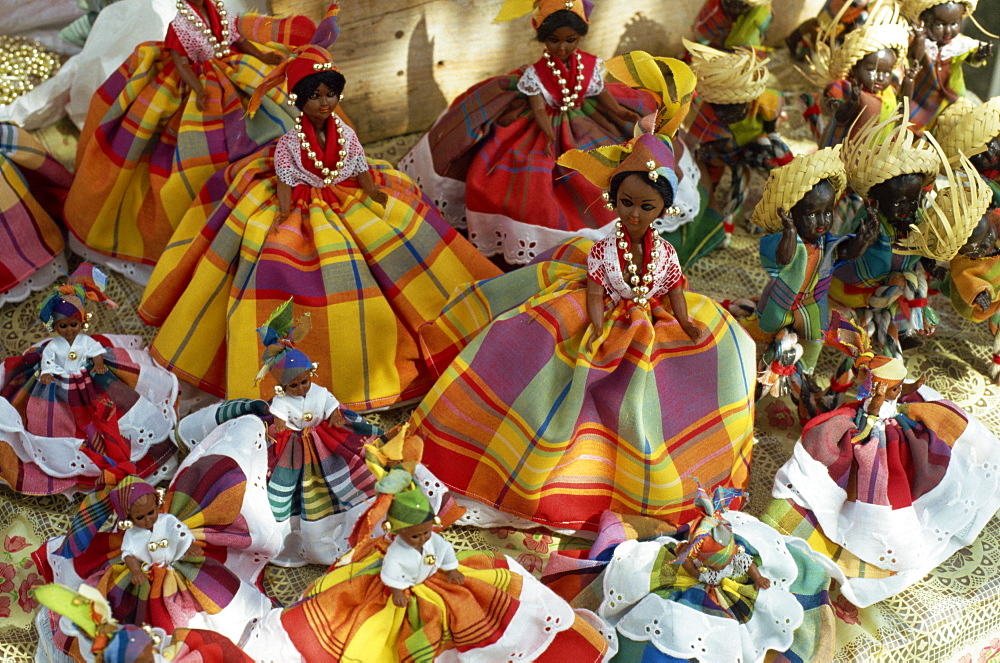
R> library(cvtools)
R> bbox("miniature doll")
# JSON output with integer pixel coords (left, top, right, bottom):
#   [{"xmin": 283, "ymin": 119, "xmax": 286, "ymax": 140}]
[
  {"xmin": 786, "ymin": 0, "xmax": 869, "ymax": 62},
  {"xmin": 0, "ymin": 122, "xmax": 69, "ymax": 308},
  {"xmin": 771, "ymin": 312, "xmax": 1000, "ymax": 607},
  {"xmin": 0, "ymin": 264, "xmax": 178, "ymax": 496},
  {"xmin": 810, "ymin": 0, "xmax": 912, "ymax": 147},
  {"xmin": 399, "ymin": 0, "xmax": 701, "ymax": 266},
  {"xmin": 34, "ymin": 417, "xmax": 279, "ymax": 646},
  {"xmin": 742, "ymin": 147, "xmax": 878, "ymax": 420},
  {"xmin": 590, "ymin": 483, "xmax": 828, "ymax": 663},
  {"xmin": 685, "ymin": 40, "xmax": 791, "ymax": 245},
  {"xmin": 242, "ymin": 465, "xmax": 613, "ymax": 662},
  {"xmin": 138, "ymin": 42, "xmax": 498, "ymax": 408},
  {"xmin": 692, "ymin": 0, "xmax": 772, "ymax": 50},
  {"xmin": 58, "ymin": 0, "xmax": 127, "ymax": 47},
  {"xmin": 63, "ymin": 0, "xmax": 299, "ymax": 282},
  {"xmin": 827, "ymin": 109, "xmax": 943, "ymax": 385},
  {"xmin": 34, "ymin": 583, "xmax": 252, "ymax": 663},
  {"xmin": 901, "ymin": 0, "xmax": 994, "ymax": 129},
  {"xmin": 935, "ymin": 96, "xmax": 1000, "ymax": 204},
  {"xmin": 410, "ymin": 63, "xmax": 756, "ymax": 533}
]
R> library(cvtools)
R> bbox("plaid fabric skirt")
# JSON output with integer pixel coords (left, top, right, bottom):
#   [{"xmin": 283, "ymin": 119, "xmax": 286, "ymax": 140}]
[
  {"xmin": 64, "ymin": 43, "xmax": 292, "ymax": 266},
  {"xmin": 274, "ymin": 537, "xmax": 608, "ymax": 663},
  {"xmin": 413, "ymin": 239, "xmax": 756, "ymax": 531},
  {"xmin": 0, "ymin": 123, "xmax": 69, "ymax": 306},
  {"xmin": 139, "ymin": 149, "xmax": 499, "ymax": 409}
]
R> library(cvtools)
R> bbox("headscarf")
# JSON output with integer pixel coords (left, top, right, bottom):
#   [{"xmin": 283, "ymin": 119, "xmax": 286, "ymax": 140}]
[
  {"xmin": 675, "ymin": 480, "xmax": 745, "ymax": 570},
  {"xmin": 57, "ymin": 468, "xmax": 154, "ymax": 559},
  {"xmin": 38, "ymin": 263, "xmax": 116, "ymax": 327},
  {"xmin": 494, "ymin": 0, "xmax": 593, "ymax": 28},
  {"xmin": 825, "ymin": 310, "xmax": 907, "ymax": 397},
  {"xmin": 255, "ymin": 298, "xmax": 316, "ymax": 387}
]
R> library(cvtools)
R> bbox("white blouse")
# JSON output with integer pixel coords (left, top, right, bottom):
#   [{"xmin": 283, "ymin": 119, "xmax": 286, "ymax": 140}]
[
  {"xmin": 380, "ymin": 532, "xmax": 459, "ymax": 590},
  {"xmin": 273, "ymin": 122, "xmax": 369, "ymax": 189},
  {"xmin": 121, "ymin": 513, "xmax": 195, "ymax": 568},
  {"xmin": 270, "ymin": 383, "xmax": 340, "ymax": 432},
  {"xmin": 587, "ymin": 234, "xmax": 683, "ymax": 303},
  {"xmin": 696, "ymin": 545, "xmax": 753, "ymax": 586},
  {"xmin": 40, "ymin": 335, "xmax": 105, "ymax": 377},
  {"xmin": 517, "ymin": 57, "xmax": 606, "ymax": 107}
]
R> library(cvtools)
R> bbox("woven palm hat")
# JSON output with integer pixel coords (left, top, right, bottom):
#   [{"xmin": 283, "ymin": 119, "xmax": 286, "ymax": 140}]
[
  {"xmin": 899, "ymin": 0, "xmax": 976, "ymax": 23},
  {"xmin": 752, "ymin": 146, "xmax": 848, "ymax": 232},
  {"xmin": 828, "ymin": 0, "xmax": 909, "ymax": 80},
  {"xmin": 935, "ymin": 97, "xmax": 1000, "ymax": 160},
  {"xmin": 683, "ymin": 39, "xmax": 769, "ymax": 104}
]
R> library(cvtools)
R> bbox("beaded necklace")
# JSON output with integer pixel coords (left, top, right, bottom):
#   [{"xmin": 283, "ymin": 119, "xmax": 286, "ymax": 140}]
[
  {"xmin": 295, "ymin": 114, "xmax": 348, "ymax": 186},
  {"xmin": 542, "ymin": 51, "xmax": 586, "ymax": 112},
  {"xmin": 175, "ymin": 0, "xmax": 231, "ymax": 59},
  {"xmin": 615, "ymin": 221, "xmax": 661, "ymax": 306}
]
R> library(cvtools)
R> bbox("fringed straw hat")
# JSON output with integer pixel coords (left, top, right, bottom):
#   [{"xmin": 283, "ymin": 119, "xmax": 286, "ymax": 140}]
[
  {"xmin": 934, "ymin": 97, "xmax": 1000, "ymax": 161},
  {"xmin": 683, "ymin": 39, "xmax": 769, "ymax": 104},
  {"xmin": 826, "ymin": 0, "xmax": 909, "ymax": 81},
  {"xmin": 842, "ymin": 103, "xmax": 943, "ymax": 198},
  {"xmin": 751, "ymin": 146, "xmax": 848, "ymax": 233},
  {"xmin": 899, "ymin": 0, "xmax": 976, "ymax": 23}
]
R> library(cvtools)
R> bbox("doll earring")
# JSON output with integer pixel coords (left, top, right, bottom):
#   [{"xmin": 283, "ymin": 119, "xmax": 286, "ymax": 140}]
[
  {"xmin": 287, "ymin": 92, "xmax": 297, "ymax": 107},
  {"xmin": 274, "ymin": 385, "xmax": 284, "ymax": 396},
  {"xmin": 155, "ymin": 487, "xmax": 166, "ymax": 506},
  {"xmin": 310, "ymin": 362, "xmax": 319, "ymax": 377},
  {"xmin": 664, "ymin": 206, "xmax": 682, "ymax": 216},
  {"xmin": 602, "ymin": 190, "xmax": 614, "ymax": 211},
  {"xmin": 433, "ymin": 516, "xmax": 442, "ymax": 526},
  {"xmin": 118, "ymin": 519, "xmax": 133, "ymax": 530}
]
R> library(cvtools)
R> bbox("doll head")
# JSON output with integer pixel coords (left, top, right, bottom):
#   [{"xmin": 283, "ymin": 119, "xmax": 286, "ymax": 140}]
[
  {"xmin": 958, "ymin": 209, "xmax": 1000, "ymax": 257},
  {"xmin": 849, "ymin": 48, "xmax": 896, "ymax": 93},
  {"xmin": 708, "ymin": 102, "xmax": 751, "ymax": 124},
  {"xmin": 535, "ymin": 9, "xmax": 589, "ymax": 61},
  {"xmin": 970, "ymin": 137, "xmax": 1000, "ymax": 172},
  {"xmin": 271, "ymin": 349, "xmax": 316, "ymax": 395},
  {"xmin": 859, "ymin": 355, "xmax": 907, "ymax": 400},
  {"xmin": 385, "ymin": 486, "xmax": 436, "ymax": 549},
  {"xmin": 791, "ymin": 179, "xmax": 838, "ymax": 241},
  {"xmin": 281, "ymin": 369, "xmax": 313, "ymax": 398},
  {"xmin": 751, "ymin": 145, "xmax": 847, "ymax": 237},
  {"xmin": 684, "ymin": 40, "xmax": 768, "ymax": 106},
  {"xmin": 110, "ymin": 476, "xmax": 158, "ymax": 531},
  {"xmin": 53, "ymin": 314, "xmax": 84, "ymax": 343},
  {"xmin": 609, "ymin": 171, "xmax": 673, "ymax": 241},
  {"xmin": 38, "ymin": 263, "xmax": 114, "ymax": 331},
  {"xmin": 921, "ymin": 2, "xmax": 966, "ymax": 46},
  {"xmin": 823, "ymin": 0, "xmax": 908, "ymax": 84},
  {"xmin": 935, "ymin": 98, "xmax": 1000, "ymax": 172},
  {"xmin": 292, "ymin": 70, "xmax": 346, "ymax": 119},
  {"xmin": 867, "ymin": 173, "xmax": 929, "ymax": 237},
  {"xmin": 256, "ymin": 299, "xmax": 315, "ymax": 392},
  {"xmin": 675, "ymin": 482, "xmax": 744, "ymax": 572}
]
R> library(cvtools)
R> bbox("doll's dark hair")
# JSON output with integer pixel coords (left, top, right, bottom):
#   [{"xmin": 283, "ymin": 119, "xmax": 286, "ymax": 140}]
[
  {"xmin": 608, "ymin": 171, "xmax": 675, "ymax": 208},
  {"xmin": 535, "ymin": 9, "xmax": 590, "ymax": 41},
  {"xmin": 291, "ymin": 71, "xmax": 347, "ymax": 111}
]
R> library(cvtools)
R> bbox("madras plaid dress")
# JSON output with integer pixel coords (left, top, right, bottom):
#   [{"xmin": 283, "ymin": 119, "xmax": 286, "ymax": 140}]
[
  {"xmin": 692, "ymin": 0, "xmax": 772, "ymax": 48},
  {"xmin": 908, "ymin": 35, "xmax": 985, "ymax": 130}
]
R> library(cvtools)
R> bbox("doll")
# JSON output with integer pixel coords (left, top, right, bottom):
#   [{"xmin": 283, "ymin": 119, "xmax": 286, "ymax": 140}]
[
  {"xmin": 685, "ymin": 40, "xmax": 791, "ymax": 244},
  {"xmin": 243, "ymin": 464, "xmax": 613, "ymax": 662},
  {"xmin": 742, "ymin": 147, "xmax": 878, "ymax": 420},
  {"xmin": 901, "ymin": 0, "xmax": 994, "ymax": 129},
  {"xmin": 810, "ymin": 0, "xmax": 912, "ymax": 147},
  {"xmin": 35, "ymin": 584, "xmax": 252, "ymax": 663},
  {"xmin": 58, "ymin": 0, "xmax": 127, "ymax": 47},
  {"xmin": 935, "ymin": 96, "xmax": 1000, "ymax": 204},
  {"xmin": 399, "ymin": 0, "xmax": 702, "ymax": 266},
  {"xmin": 692, "ymin": 0, "xmax": 772, "ymax": 50},
  {"xmin": 0, "ymin": 264, "xmax": 178, "ymax": 496},
  {"xmin": 34, "ymin": 416, "xmax": 279, "ymax": 646},
  {"xmin": 410, "ymin": 65, "xmax": 756, "ymax": 533},
  {"xmin": 771, "ymin": 312, "xmax": 1000, "ymax": 607},
  {"xmin": 138, "ymin": 41, "xmax": 498, "ymax": 408},
  {"xmin": 786, "ymin": 0, "xmax": 869, "ymax": 62},
  {"xmin": 827, "ymin": 109, "xmax": 943, "ymax": 381},
  {"xmin": 590, "ymin": 483, "xmax": 827, "ymax": 663},
  {"xmin": 63, "ymin": 0, "xmax": 297, "ymax": 283},
  {"xmin": 0, "ymin": 122, "xmax": 69, "ymax": 308}
]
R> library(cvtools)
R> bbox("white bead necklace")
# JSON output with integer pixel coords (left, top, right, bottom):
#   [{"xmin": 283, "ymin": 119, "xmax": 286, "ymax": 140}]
[
  {"xmin": 175, "ymin": 0, "xmax": 231, "ymax": 59},
  {"xmin": 615, "ymin": 220, "xmax": 661, "ymax": 306},
  {"xmin": 295, "ymin": 114, "xmax": 348, "ymax": 186},
  {"xmin": 542, "ymin": 50, "xmax": 586, "ymax": 113}
]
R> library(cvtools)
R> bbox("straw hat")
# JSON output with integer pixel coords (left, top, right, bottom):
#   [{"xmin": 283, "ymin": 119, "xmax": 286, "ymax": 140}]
[
  {"xmin": 683, "ymin": 39, "xmax": 769, "ymax": 104},
  {"xmin": 842, "ymin": 104, "xmax": 943, "ymax": 197},
  {"xmin": 934, "ymin": 97, "xmax": 1000, "ymax": 160},
  {"xmin": 827, "ymin": 0, "xmax": 909, "ymax": 81},
  {"xmin": 899, "ymin": 0, "xmax": 976, "ymax": 23},
  {"xmin": 751, "ymin": 146, "xmax": 848, "ymax": 233}
]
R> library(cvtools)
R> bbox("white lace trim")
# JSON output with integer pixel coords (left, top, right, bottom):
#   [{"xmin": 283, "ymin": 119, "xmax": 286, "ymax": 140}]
[
  {"xmin": 656, "ymin": 140, "xmax": 702, "ymax": 233},
  {"xmin": 0, "ymin": 252, "xmax": 66, "ymax": 308},
  {"xmin": 587, "ymin": 234, "xmax": 682, "ymax": 303},
  {"xmin": 516, "ymin": 59, "xmax": 606, "ymax": 107},
  {"xmin": 274, "ymin": 125, "xmax": 368, "ymax": 189},
  {"xmin": 924, "ymin": 34, "xmax": 982, "ymax": 63},
  {"xmin": 466, "ymin": 210, "xmax": 615, "ymax": 264},
  {"xmin": 68, "ymin": 235, "xmax": 154, "ymax": 286},
  {"xmin": 397, "ymin": 132, "xmax": 469, "ymax": 230},
  {"xmin": 171, "ymin": 2, "xmax": 239, "ymax": 63},
  {"xmin": 697, "ymin": 547, "xmax": 753, "ymax": 585}
]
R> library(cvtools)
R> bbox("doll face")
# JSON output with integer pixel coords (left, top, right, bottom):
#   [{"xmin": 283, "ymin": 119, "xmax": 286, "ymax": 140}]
[
  {"xmin": 283, "ymin": 372, "xmax": 312, "ymax": 398},
  {"xmin": 790, "ymin": 179, "xmax": 837, "ymax": 242},
  {"xmin": 969, "ymin": 137, "xmax": 1000, "ymax": 172},
  {"xmin": 129, "ymin": 493, "xmax": 159, "ymax": 531},
  {"xmin": 721, "ymin": 0, "xmax": 750, "ymax": 18},
  {"xmin": 958, "ymin": 212, "xmax": 1000, "ymax": 257},
  {"xmin": 395, "ymin": 520, "xmax": 434, "ymax": 550},
  {"xmin": 543, "ymin": 26, "xmax": 581, "ymax": 61},
  {"xmin": 53, "ymin": 317, "xmax": 82, "ymax": 343},
  {"xmin": 921, "ymin": 3, "xmax": 965, "ymax": 47},
  {"xmin": 616, "ymin": 174, "xmax": 667, "ymax": 242},
  {"xmin": 868, "ymin": 173, "xmax": 927, "ymax": 238},
  {"xmin": 709, "ymin": 102, "xmax": 751, "ymax": 125},
  {"xmin": 301, "ymin": 83, "xmax": 340, "ymax": 125},
  {"xmin": 850, "ymin": 49, "xmax": 897, "ymax": 94}
]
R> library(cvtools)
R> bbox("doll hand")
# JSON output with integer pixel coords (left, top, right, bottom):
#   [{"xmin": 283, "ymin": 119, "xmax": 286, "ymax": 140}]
[
  {"xmin": 390, "ymin": 587, "xmax": 409, "ymax": 608},
  {"xmin": 327, "ymin": 409, "xmax": 347, "ymax": 427},
  {"xmin": 367, "ymin": 187, "xmax": 389, "ymax": 206},
  {"xmin": 39, "ymin": 373, "xmax": 54, "ymax": 385},
  {"xmin": 271, "ymin": 210, "xmax": 289, "ymax": 234},
  {"xmin": 195, "ymin": 88, "xmax": 208, "ymax": 111},
  {"xmin": 901, "ymin": 376, "xmax": 925, "ymax": 397},
  {"xmin": 585, "ymin": 326, "xmax": 600, "ymax": 355},
  {"xmin": 129, "ymin": 569, "xmax": 149, "ymax": 586},
  {"xmin": 975, "ymin": 290, "xmax": 993, "ymax": 311},
  {"xmin": 680, "ymin": 318, "xmax": 704, "ymax": 343},
  {"xmin": 778, "ymin": 206, "xmax": 795, "ymax": 236},
  {"xmin": 447, "ymin": 569, "xmax": 465, "ymax": 585},
  {"xmin": 273, "ymin": 418, "xmax": 288, "ymax": 433},
  {"xmin": 918, "ymin": 324, "xmax": 936, "ymax": 337},
  {"xmin": 261, "ymin": 51, "xmax": 284, "ymax": 66},
  {"xmin": 92, "ymin": 357, "xmax": 108, "ymax": 375},
  {"xmin": 616, "ymin": 106, "xmax": 641, "ymax": 124},
  {"xmin": 976, "ymin": 42, "xmax": 994, "ymax": 62},
  {"xmin": 753, "ymin": 575, "xmax": 771, "ymax": 590}
]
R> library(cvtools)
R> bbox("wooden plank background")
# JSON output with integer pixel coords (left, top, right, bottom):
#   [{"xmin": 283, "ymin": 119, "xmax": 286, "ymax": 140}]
[{"xmin": 271, "ymin": 0, "xmax": 826, "ymax": 143}]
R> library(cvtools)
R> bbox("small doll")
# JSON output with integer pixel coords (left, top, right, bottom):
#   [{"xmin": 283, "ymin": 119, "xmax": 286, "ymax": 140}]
[
  {"xmin": 692, "ymin": 0, "xmax": 772, "ymax": 50},
  {"xmin": 593, "ymin": 483, "xmax": 820, "ymax": 663},
  {"xmin": 771, "ymin": 311, "xmax": 1000, "ymax": 607},
  {"xmin": 34, "ymin": 583, "xmax": 252, "ymax": 663},
  {"xmin": 935, "ymin": 96, "xmax": 1000, "ymax": 204},
  {"xmin": 63, "ymin": 0, "xmax": 299, "ymax": 280},
  {"xmin": 243, "ymin": 463, "xmax": 612, "ymax": 662},
  {"xmin": 0, "ymin": 122, "xmax": 69, "ymax": 308},
  {"xmin": 139, "ymin": 37, "xmax": 498, "ymax": 408},
  {"xmin": 34, "ymin": 423, "xmax": 278, "ymax": 647},
  {"xmin": 411, "ymin": 61, "xmax": 756, "ymax": 532},
  {"xmin": 58, "ymin": 0, "xmax": 127, "ymax": 47},
  {"xmin": 786, "ymin": 0, "xmax": 869, "ymax": 62},
  {"xmin": 809, "ymin": 0, "xmax": 912, "ymax": 147},
  {"xmin": 685, "ymin": 40, "xmax": 791, "ymax": 243},
  {"xmin": 0, "ymin": 264, "xmax": 178, "ymax": 496},
  {"xmin": 828, "ymin": 108, "xmax": 943, "ymax": 377},
  {"xmin": 399, "ymin": 0, "xmax": 676, "ymax": 266},
  {"xmin": 901, "ymin": 0, "xmax": 994, "ymax": 129},
  {"xmin": 743, "ymin": 147, "xmax": 878, "ymax": 420}
]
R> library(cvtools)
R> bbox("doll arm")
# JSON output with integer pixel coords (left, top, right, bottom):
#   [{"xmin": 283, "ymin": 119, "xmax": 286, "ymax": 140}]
[
  {"xmin": 170, "ymin": 50, "xmax": 206, "ymax": 111},
  {"xmin": 271, "ymin": 181, "xmax": 292, "ymax": 233},
  {"xmin": 907, "ymin": 24, "xmax": 926, "ymax": 67},
  {"xmin": 866, "ymin": 381, "xmax": 887, "ymax": 415},
  {"xmin": 838, "ymin": 201, "xmax": 881, "ymax": 261},
  {"xmin": 232, "ymin": 38, "xmax": 283, "ymax": 66},
  {"xmin": 183, "ymin": 540, "xmax": 201, "ymax": 559},
  {"xmin": 596, "ymin": 88, "xmax": 639, "ymax": 124},
  {"xmin": 357, "ymin": 169, "xmax": 388, "ymax": 206},
  {"xmin": 901, "ymin": 377, "xmax": 925, "ymax": 397},
  {"xmin": 747, "ymin": 561, "xmax": 771, "ymax": 590},
  {"xmin": 775, "ymin": 206, "xmax": 798, "ymax": 266},
  {"xmin": 91, "ymin": 354, "xmax": 107, "ymax": 375},
  {"xmin": 124, "ymin": 555, "xmax": 149, "ymax": 586},
  {"xmin": 435, "ymin": 535, "xmax": 464, "ymax": 584},
  {"xmin": 972, "ymin": 41, "xmax": 994, "ymax": 64},
  {"xmin": 529, "ymin": 94, "xmax": 556, "ymax": 143},
  {"xmin": 585, "ymin": 276, "xmax": 606, "ymax": 354},
  {"xmin": 668, "ymin": 287, "xmax": 703, "ymax": 342}
]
